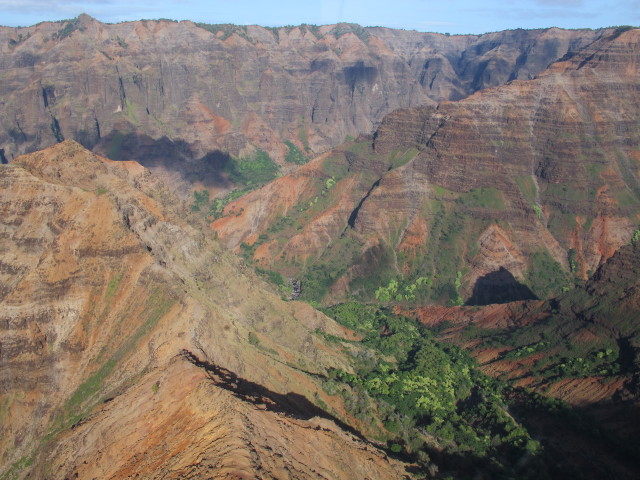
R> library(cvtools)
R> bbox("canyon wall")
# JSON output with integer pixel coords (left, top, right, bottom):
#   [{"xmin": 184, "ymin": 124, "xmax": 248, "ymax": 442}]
[
  {"xmin": 0, "ymin": 15, "xmax": 607, "ymax": 191},
  {"xmin": 211, "ymin": 28, "xmax": 640, "ymax": 304}
]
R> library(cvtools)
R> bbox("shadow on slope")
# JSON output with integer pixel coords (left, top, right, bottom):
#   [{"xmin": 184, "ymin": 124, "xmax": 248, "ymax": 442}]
[
  {"xmin": 179, "ymin": 349, "xmax": 371, "ymax": 443},
  {"xmin": 467, "ymin": 267, "xmax": 538, "ymax": 306},
  {"xmin": 94, "ymin": 129, "xmax": 234, "ymax": 188}
]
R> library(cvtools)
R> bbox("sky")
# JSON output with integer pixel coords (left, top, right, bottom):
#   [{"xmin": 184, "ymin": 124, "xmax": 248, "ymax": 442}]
[{"xmin": 0, "ymin": 0, "xmax": 637, "ymax": 35}]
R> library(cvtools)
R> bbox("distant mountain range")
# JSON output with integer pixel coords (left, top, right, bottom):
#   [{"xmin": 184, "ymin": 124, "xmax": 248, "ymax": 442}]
[{"xmin": 0, "ymin": 15, "xmax": 608, "ymax": 191}]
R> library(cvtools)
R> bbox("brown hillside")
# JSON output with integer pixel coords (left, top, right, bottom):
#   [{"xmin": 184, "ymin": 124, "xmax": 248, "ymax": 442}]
[{"xmin": 0, "ymin": 140, "xmax": 410, "ymax": 479}]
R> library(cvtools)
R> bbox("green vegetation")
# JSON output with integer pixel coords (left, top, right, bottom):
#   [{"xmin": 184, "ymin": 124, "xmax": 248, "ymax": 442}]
[
  {"xmin": 190, "ymin": 189, "xmax": 210, "ymax": 212},
  {"xmin": 544, "ymin": 182, "xmax": 594, "ymax": 210},
  {"xmin": 615, "ymin": 188, "xmax": 639, "ymax": 209},
  {"xmin": 2, "ymin": 453, "xmax": 35, "ymax": 480},
  {"xmin": 583, "ymin": 162, "xmax": 604, "ymax": 182},
  {"xmin": 344, "ymin": 140, "xmax": 371, "ymax": 155},
  {"xmin": 320, "ymin": 301, "xmax": 640, "ymax": 475},
  {"xmin": 375, "ymin": 277, "xmax": 432, "ymax": 303},
  {"xmin": 418, "ymin": 201, "xmax": 470, "ymax": 305},
  {"xmin": 105, "ymin": 273, "xmax": 123, "ymax": 299},
  {"xmin": 547, "ymin": 212, "xmax": 578, "ymax": 246},
  {"xmin": 473, "ymin": 326, "xmax": 622, "ymax": 380},
  {"xmin": 459, "ymin": 294, "xmax": 626, "ymax": 384},
  {"xmin": 284, "ymin": 140, "xmax": 308, "ymax": 165},
  {"xmin": 298, "ymin": 234, "xmax": 363, "ymax": 302},
  {"xmin": 532, "ymin": 204, "xmax": 543, "ymax": 220},
  {"xmin": 325, "ymin": 177, "xmax": 336, "ymax": 190},
  {"xmin": 298, "ymin": 124, "xmax": 310, "ymax": 152},
  {"xmin": 195, "ymin": 23, "xmax": 253, "ymax": 43},
  {"xmin": 322, "ymin": 303, "xmax": 547, "ymax": 477},
  {"xmin": 248, "ymin": 331, "xmax": 260, "ymax": 346},
  {"xmin": 7, "ymin": 32, "xmax": 30, "ymax": 48},
  {"xmin": 632, "ymin": 229, "xmax": 640, "ymax": 244},
  {"xmin": 210, "ymin": 189, "xmax": 250, "ymax": 219},
  {"xmin": 189, "ymin": 149, "xmax": 280, "ymax": 221},
  {"xmin": 388, "ymin": 148, "xmax": 419, "ymax": 169},
  {"xmin": 224, "ymin": 148, "xmax": 280, "ymax": 187},
  {"xmin": 451, "ymin": 271, "xmax": 464, "ymax": 306},
  {"xmin": 255, "ymin": 267, "xmax": 293, "ymax": 298},
  {"xmin": 516, "ymin": 176, "xmax": 537, "ymax": 203},
  {"xmin": 59, "ymin": 288, "xmax": 175, "ymax": 429},
  {"xmin": 610, "ymin": 25, "xmax": 636, "ymax": 40},
  {"xmin": 568, "ymin": 248, "xmax": 578, "ymax": 273},
  {"xmin": 125, "ymin": 100, "xmax": 139, "ymax": 126},
  {"xmin": 347, "ymin": 196, "xmax": 479, "ymax": 306},
  {"xmin": 457, "ymin": 187, "xmax": 505, "ymax": 210},
  {"xmin": 329, "ymin": 23, "xmax": 371, "ymax": 42},
  {"xmin": 2, "ymin": 288, "xmax": 174, "ymax": 479},
  {"xmin": 525, "ymin": 249, "xmax": 572, "ymax": 299},
  {"xmin": 52, "ymin": 17, "xmax": 83, "ymax": 40}
]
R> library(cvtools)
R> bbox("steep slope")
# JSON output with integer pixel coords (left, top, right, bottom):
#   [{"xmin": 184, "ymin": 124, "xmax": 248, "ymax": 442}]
[
  {"xmin": 0, "ymin": 15, "xmax": 607, "ymax": 191},
  {"xmin": 211, "ymin": 27, "xmax": 640, "ymax": 305},
  {"xmin": 404, "ymin": 239, "xmax": 640, "ymax": 475},
  {"xmin": 0, "ymin": 140, "xmax": 410, "ymax": 479}
]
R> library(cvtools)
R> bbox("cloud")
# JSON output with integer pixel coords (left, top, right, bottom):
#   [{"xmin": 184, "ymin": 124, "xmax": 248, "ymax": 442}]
[
  {"xmin": 0, "ymin": 0, "xmax": 113, "ymax": 13},
  {"xmin": 0, "ymin": 0, "xmax": 166, "ymax": 24},
  {"xmin": 534, "ymin": 0, "xmax": 584, "ymax": 6}
]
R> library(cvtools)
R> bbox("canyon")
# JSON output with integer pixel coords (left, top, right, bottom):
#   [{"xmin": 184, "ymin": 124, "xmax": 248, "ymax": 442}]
[
  {"xmin": 404, "ymin": 239, "xmax": 640, "ymax": 478},
  {"xmin": 0, "ymin": 141, "xmax": 412, "ymax": 479},
  {"xmin": 212, "ymin": 27, "xmax": 640, "ymax": 306},
  {"xmin": 0, "ymin": 14, "xmax": 639, "ymax": 480}
]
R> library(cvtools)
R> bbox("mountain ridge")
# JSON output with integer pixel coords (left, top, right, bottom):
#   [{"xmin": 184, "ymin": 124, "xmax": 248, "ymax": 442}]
[
  {"xmin": 0, "ymin": 140, "xmax": 414, "ymax": 479},
  {"xmin": 0, "ymin": 16, "xmax": 610, "ymax": 194}
]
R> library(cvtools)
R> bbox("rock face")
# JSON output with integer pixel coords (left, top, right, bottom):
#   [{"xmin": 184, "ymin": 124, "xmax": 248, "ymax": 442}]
[
  {"xmin": 0, "ymin": 15, "xmax": 607, "ymax": 191},
  {"xmin": 212, "ymin": 28, "xmax": 640, "ymax": 304},
  {"xmin": 0, "ymin": 141, "xmax": 410, "ymax": 479}
]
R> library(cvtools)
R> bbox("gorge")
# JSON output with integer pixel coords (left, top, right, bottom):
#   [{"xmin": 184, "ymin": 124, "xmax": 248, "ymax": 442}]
[{"xmin": 0, "ymin": 15, "xmax": 639, "ymax": 480}]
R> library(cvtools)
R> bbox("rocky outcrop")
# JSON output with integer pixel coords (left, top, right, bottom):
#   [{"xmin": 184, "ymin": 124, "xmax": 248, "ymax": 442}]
[
  {"xmin": 0, "ymin": 15, "xmax": 607, "ymax": 192},
  {"xmin": 212, "ymin": 28, "xmax": 640, "ymax": 304},
  {"xmin": 0, "ymin": 141, "xmax": 411, "ymax": 479}
]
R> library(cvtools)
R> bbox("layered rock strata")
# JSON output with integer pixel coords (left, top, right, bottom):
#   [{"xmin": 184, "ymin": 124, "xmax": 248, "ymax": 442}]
[
  {"xmin": 0, "ymin": 15, "xmax": 607, "ymax": 187},
  {"xmin": 0, "ymin": 140, "xmax": 409, "ymax": 479},
  {"xmin": 212, "ymin": 28, "xmax": 640, "ymax": 303}
]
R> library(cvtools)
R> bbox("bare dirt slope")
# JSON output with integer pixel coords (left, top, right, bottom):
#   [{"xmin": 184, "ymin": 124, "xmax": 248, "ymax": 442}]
[{"xmin": 0, "ymin": 140, "xmax": 410, "ymax": 479}]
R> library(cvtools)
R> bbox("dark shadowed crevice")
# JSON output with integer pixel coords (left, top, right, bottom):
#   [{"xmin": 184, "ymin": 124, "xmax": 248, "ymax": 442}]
[
  {"xmin": 467, "ymin": 267, "xmax": 538, "ymax": 306},
  {"xmin": 348, "ymin": 178, "xmax": 381, "ymax": 229}
]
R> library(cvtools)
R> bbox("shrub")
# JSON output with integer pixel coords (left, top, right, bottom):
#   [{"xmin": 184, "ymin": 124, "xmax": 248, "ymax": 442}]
[{"xmin": 284, "ymin": 140, "xmax": 307, "ymax": 165}]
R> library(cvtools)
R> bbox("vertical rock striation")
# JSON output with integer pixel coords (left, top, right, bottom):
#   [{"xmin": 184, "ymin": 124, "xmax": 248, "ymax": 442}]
[{"xmin": 0, "ymin": 16, "xmax": 607, "ymax": 184}]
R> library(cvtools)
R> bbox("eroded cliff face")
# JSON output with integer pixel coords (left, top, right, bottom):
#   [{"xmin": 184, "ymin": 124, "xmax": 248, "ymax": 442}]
[
  {"xmin": 211, "ymin": 28, "xmax": 640, "ymax": 305},
  {"xmin": 0, "ymin": 14, "xmax": 607, "ymax": 192},
  {"xmin": 0, "ymin": 140, "xmax": 410, "ymax": 479}
]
